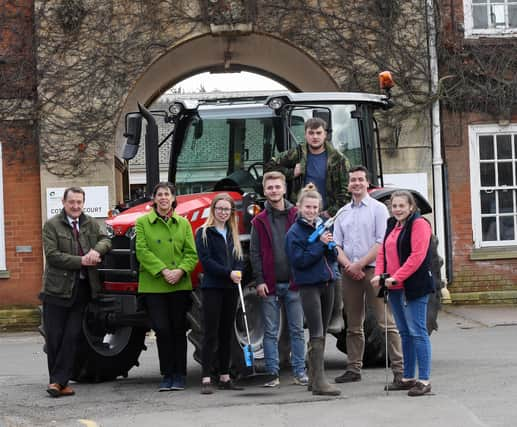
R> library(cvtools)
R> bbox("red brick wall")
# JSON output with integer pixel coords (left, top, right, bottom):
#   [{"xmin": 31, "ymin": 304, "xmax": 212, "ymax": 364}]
[
  {"xmin": 0, "ymin": 0, "xmax": 35, "ymax": 97},
  {"xmin": 0, "ymin": 0, "xmax": 41, "ymax": 307},
  {"xmin": 442, "ymin": 109, "xmax": 517, "ymax": 297},
  {"xmin": 0, "ymin": 132, "xmax": 42, "ymax": 306}
]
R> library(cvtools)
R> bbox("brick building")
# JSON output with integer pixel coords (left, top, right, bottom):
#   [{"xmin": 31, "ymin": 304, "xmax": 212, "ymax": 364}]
[
  {"xmin": 1, "ymin": 0, "xmax": 516, "ymax": 321},
  {"xmin": 439, "ymin": 0, "xmax": 517, "ymax": 303},
  {"xmin": 0, "ymin": 0, "xmax": 43, "ymax": 322}
]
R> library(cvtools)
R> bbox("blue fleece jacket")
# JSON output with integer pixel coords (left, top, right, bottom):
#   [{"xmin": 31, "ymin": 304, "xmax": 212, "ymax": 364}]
[{"xmin": 285, "ymin": 216, "xmax": 336, "ymax": 286}]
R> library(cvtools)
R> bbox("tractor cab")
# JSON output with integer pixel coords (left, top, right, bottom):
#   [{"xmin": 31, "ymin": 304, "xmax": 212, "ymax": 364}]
[{"xmin": 120, "ymin": 89, "xmax": 394, "ymax": 208}]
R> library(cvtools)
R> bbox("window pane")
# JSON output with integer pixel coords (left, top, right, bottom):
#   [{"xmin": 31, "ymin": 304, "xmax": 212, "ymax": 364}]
[
  {"xmin": 497, "ymin": 162, "xmax": 513, "ymax": 185},
  {"xmin": 482, "ymin": 217, "xmax": 497, "ymax": 241},
  {"xmin": 496, "ymin": 134, "xmax": 512, "ymax": 159},
  {"xmin": 480, "ymin": 163, "xmax": 495, "ymax": 186},
  {"xmin": 498, "ymin": 190, "xmax": 514, "ymax": 213},
  {"xmin": 481, "ymin": 191, "xmax": 496, "ymax": 213},
  {"xmin": 491, "ymin": 4, "xmax": 506, "ymax": 27},
  {"xmin": 473, "ymin": 5, "xmax": 489, "ymax": 28},
  {"xmin": 510, "ymin": 5, "xmax": 517, "ymax": 27},
  {"xmin": 479, "ymin": 135, "xmax": 494, "ymax": 159},
  {"xmin": 499, "ymin": 217, "xmax": 515, "ymax": 240}
]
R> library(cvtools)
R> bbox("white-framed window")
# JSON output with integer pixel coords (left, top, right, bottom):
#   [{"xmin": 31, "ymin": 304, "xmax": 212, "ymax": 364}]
[
  {"xmin": 464, "ymin": 0, "xmax": 517, "ymax": 37},
  {"xmin": 0, "ymin": 143, "xmax": 6, "ymax": 272},
  {"xmin": 469, "ymin": 124, "xmax": 517, "ymax": 248}
]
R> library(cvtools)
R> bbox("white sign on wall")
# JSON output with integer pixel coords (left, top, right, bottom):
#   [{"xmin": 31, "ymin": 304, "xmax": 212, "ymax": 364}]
[{"xmin": 46, "ymin": 186, "xmax": 109, "ymax": 219}]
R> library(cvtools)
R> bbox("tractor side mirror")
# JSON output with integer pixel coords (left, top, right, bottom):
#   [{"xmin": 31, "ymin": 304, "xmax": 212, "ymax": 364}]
[{"xmin": 122, "ymin": 112, "xmax": 143, "ymax": 160}]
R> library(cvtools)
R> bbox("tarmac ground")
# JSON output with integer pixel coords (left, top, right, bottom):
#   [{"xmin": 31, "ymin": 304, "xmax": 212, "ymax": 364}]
[{"xmin": 0, "ymin": 304, "xmax": 516, "ymax": 427}]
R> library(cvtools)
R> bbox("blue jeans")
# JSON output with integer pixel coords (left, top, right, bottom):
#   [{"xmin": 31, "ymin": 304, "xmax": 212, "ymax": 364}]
[
  {"xmin": 389, "ymin": 291, "xmax": 432, "ymax": 381},
  {"xmin": 261, "ymin": 282, "xmax": 306, "ymax": 377}
]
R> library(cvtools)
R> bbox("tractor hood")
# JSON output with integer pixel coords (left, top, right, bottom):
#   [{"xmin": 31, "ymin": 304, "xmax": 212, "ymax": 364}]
[{"xmin": 106, "ymin": 191, "xmax": 243, "ymax": 236}]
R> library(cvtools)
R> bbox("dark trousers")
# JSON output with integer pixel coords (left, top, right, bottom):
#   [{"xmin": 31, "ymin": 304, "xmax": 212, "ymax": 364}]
[
  {"xmin": 145, "ymin": 291, "xmax": 191, "ymax": 377},
  {"xmin": 299, "ymin": 282, "xmax": 334, "ymax": 339},
  {"xmin": 43, "ymin": 300, "xmax": 86, "ymax": 386},
  {"xmin": 201, "ymin": 288, "xmax": 238, "ymax": 378}
]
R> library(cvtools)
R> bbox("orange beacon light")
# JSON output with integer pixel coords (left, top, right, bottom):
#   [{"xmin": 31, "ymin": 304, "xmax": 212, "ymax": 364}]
[{"xmin": 379, "ymin": 71, "xmax": 395, "ymax": 91}]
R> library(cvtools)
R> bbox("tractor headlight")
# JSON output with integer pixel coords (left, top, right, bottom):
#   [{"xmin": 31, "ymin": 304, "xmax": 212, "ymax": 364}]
[
  {"xmin": 268, "ymin": 97, "xmax": 285, "ymax": 110},
  {"xmin": 246, "ymin": 203, "xmax": 262, "ymax": 217},
  {"xmin": 105, "ymin": 223, "xmax": 114, "ymax": 238},
  {"xmin": 125, "ymin": 226, "xmax": 136, "ymax": 240},
  {"xmin": 169, "ymin": 102, "xmax": 183, "ymax": 116}
]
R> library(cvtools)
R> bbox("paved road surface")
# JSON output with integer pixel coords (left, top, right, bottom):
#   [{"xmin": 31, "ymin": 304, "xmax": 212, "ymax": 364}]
[{"xmin": 0, "ymin": 305, "xmax": 516, "ymax": 427}]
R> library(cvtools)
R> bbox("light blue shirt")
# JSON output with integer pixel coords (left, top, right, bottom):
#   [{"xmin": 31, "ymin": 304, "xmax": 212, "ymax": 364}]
[
  {"xmin": 216, "ymin": 227, "xmax": 227, "ymax": 242},
  {"xmin": 333, "ymin": 195, "xmax": 389, "ymax": 267}
]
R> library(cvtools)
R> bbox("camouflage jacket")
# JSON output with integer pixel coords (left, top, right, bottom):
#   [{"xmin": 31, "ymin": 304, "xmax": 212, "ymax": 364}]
[{"xmin": 265, "ymin": 141, "xmax": 351, "ymax": 216}]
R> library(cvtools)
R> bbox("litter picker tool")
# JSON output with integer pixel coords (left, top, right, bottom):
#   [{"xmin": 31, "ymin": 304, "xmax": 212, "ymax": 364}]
[
  {"xmin": 378, "ymin": 273, "xmax": 390, "ymax": 396},
  {"xmin": 236, "ymin": 273, "xmax": 254, "ymax": 368},
  {"xmin": 307, "ymin": 205, "xmax": 347, "ymax": 248}
]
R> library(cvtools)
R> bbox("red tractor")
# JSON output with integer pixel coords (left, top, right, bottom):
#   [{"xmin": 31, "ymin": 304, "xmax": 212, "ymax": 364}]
[{"xmin": 68, "ymin": 75, "xmax": 440, "ymax": 381}]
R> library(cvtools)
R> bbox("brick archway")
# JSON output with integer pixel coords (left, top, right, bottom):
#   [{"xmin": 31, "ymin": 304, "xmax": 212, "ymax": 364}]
[{"xmin": 114, "ymin": 32, "xmax": 339, "ymax": 156}]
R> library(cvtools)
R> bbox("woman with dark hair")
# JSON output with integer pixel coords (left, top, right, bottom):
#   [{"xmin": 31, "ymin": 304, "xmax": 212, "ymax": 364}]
[
  {"xmin": 285, "ymin": 183, "xmax": 341, "ymax": 396},
  {"xmin": 195, "ymin": 193, "xmax": 244, "ymax": 394},
  {"xmin": 136, "ymin": 182, "xmax": 198, "ymax": 391},
  {"xmin": 371, "ymin": 190, "xmax": 435, "ymax": 396}
]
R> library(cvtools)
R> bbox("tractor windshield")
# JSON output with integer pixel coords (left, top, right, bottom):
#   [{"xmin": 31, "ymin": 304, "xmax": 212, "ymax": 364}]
[
  {"xmin": 175, "ymin": 105, "xmax": 283, "ymax": 195},
  {"xmin": 172, "ymin": 101, "xmax": 377, "ymax": 195},
  {"xmin": 288, "ymin": 104, "xmax": 362, "ymax": 166}
]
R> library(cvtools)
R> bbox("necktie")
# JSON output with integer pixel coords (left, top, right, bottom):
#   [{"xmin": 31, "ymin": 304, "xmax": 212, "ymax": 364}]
[
  {"xmin": 72, "ymin": 221, "xmax": 84, "ymax": 256},
  {"xmin": 72, "ymin": 221, "xmax": 88, "ymax": 286}
]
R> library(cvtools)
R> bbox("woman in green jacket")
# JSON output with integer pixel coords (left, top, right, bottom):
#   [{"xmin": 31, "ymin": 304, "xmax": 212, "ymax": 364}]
[{"xmin": 136, "ymin": 182, "xmax": 198, "ymax": 391}]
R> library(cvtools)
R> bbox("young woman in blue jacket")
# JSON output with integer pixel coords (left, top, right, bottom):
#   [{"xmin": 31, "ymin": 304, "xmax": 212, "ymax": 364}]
[
  {"xmin": 195, "ymin": 193, "xmax": 244, "ymax": 394},
  {"xmin": 285, "ymin": 183, "xmax": 341, "ymax": 396}
]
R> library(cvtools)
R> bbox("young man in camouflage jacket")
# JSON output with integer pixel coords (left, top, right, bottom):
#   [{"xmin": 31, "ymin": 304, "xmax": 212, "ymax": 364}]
[{"xmin": 265, "ymin": 117, "xmax": 350, "ymax": 217}]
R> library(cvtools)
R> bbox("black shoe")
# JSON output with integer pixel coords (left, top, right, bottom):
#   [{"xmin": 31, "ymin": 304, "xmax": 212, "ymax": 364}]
[
  {"xmin": 200, "ymin": 382, "xmax": 214, "ymax": 395},
  {"xmin": 218, "ymin": 379, "xmax": 244, "ymax": 390},
  {"xmin": 334, "ymin": 371, "xmax": 361, "ymax": 383}
]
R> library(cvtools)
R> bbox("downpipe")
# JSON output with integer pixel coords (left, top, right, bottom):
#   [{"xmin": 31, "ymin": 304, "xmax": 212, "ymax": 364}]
[{"xmin": 426, "ymin": 0, "xmax": 451, "ymax": 302}]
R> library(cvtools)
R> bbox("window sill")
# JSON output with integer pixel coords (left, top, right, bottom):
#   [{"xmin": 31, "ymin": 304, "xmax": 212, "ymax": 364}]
[
  {"xmin": 470, "ymin": 246, "xmax": 517, "ymax": 261},
  {"xmin": 464, "ymin": 30, "xmax": 517, "ymax": 39},
  {"xmin": 0, "ymin": 270, "xmax": 10, "ymax": 279}
]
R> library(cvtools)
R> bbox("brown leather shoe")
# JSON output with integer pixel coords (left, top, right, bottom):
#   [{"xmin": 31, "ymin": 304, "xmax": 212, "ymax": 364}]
[
  {"xmin": 60, "ymin": 385, "xmax": 75, "ymax": 396},
  {"xmin": 47, "ymin": 383, "xmax": 61, "ymax": 397},
  {"xmin": 408, "ymin": 381, "xmax": 432, "ymax": 396},
  {"xmin": 384, "ymin": 378, "xmax": 417, "ymax": 391},
  {"xmin": 334, "ymin": 371, "xmax": 361, "ymax": 383}
]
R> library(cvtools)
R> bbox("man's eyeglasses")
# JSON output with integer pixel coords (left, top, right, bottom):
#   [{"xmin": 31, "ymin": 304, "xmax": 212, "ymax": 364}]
[{"xmin": 214, "ymin": 207, "xmax": 233, "ymax": 213}]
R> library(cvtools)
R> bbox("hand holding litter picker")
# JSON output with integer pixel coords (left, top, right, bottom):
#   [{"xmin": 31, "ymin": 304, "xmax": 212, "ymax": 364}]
[
  {"xmin": 307, "ymin": 206, "xmax": 347, "ymax": 249},
  {"xmin": 236, "ymin": 272, "xmax": 254, "ymax": 368}
]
